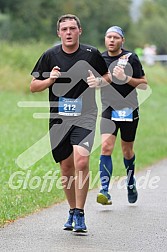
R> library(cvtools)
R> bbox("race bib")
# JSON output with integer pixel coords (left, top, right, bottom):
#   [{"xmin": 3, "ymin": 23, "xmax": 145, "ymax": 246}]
[
  {"xmin": 58, "ymin": 97, "xmax": 82, "ymax": 116},
  {"xmin": 111, "ymin": 108, "xmax": 133, "ymax": 121}
]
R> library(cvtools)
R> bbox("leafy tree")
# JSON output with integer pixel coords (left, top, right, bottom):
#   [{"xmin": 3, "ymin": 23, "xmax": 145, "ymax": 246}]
[
  {"xmin": 136, "ymin": 0, "xmax": 167, "ymax": 53},
  {"xmin": 0, "ymin": 0, "xmax": 133, "ymax": 45}
]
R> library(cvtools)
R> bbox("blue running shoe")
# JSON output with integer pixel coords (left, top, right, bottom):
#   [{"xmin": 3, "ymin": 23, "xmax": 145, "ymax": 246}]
[
  {"xmin": 73, "ymin": 209, "xmax": 87, "ymax": 233},
  {"xmin": 63, "ymin": 209, "xmax": 75, "ymax": 230},
  {"xmin": 97, "ymin": 189, "xmax": 112, "ymax": 205},
  {"xmin": 127, "ymin": 184, "xmax": 138, "ymax": 203}
]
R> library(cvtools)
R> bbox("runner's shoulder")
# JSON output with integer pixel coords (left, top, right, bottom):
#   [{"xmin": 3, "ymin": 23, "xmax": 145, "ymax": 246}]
[
  {"xmin": 80, "ymin": 44, "xmax": 100, "ymax": 55},
  {"xmin": 43, "ymin": 43, "xmax": 62, "ymax": 56}
]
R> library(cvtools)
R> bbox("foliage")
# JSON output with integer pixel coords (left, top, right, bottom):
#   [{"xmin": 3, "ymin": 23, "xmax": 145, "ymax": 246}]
[
  {"xmin": 136, "ymin": 0, "xmax": 167, "ymax": 53},
  {"xmin": 0, "ymin": 0, "xmax": 132, "ymax": 47},
  {"xmin": 1, "ymin": 0, "xmax": 167, "ymax": 51}
]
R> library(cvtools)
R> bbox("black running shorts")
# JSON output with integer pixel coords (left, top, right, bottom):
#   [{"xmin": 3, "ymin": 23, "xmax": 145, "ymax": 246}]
[
  {"xmin": 100, "ymin": 108, "xmax": 139, "ymax": 142},
  {"xmin": 50, "ymin": 123, "xmax": 95, "ymax": 163}
]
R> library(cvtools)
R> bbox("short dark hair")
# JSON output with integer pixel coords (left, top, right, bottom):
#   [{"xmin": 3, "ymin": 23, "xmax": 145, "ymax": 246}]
[{"xmin": 57, "ymin": 14, "xmax": 81, "ymax": 31}]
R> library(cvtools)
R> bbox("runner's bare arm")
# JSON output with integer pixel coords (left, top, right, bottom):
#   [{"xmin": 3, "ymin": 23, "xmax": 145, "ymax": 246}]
[{"xmin": 30, "ymin": 66, "xmax": 61, "ymax": 92}]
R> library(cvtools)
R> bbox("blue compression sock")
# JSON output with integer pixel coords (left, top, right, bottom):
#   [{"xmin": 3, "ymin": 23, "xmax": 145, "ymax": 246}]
[
  {"xmin": 124, "ymin": 155, "xmax": 135, "ymax": 186},
  {"xmin": 99, "ymin": 155, "xmax": 113, "ymax": 191}
]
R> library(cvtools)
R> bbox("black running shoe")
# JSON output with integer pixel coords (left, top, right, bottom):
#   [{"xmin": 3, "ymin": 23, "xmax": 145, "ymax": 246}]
[{"xmin": 127, "ymin": 184, "xmax": 138, "ymax": 203}]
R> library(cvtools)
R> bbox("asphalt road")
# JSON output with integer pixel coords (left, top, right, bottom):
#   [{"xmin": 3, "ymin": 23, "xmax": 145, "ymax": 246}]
[{"xmin": 0, "ymin": 159, "xmax": 167, "ymax": 252}]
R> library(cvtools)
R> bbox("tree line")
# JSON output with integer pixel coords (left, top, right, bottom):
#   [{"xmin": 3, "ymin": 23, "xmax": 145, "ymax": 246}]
[{"xmin": 0, "ymin": 0, "xmax": 167, "ymax": 53}]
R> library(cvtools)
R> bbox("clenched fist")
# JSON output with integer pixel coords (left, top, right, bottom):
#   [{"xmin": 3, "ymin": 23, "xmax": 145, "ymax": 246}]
[{"xmin": 50, "ymin": 66, "xmax": 61, "ymax": 80}]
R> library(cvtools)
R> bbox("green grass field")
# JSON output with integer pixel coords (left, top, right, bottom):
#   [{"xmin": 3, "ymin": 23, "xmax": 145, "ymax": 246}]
[{"xmin": 0, "ymin": 42, "xmax": 167, "ymax": 226}]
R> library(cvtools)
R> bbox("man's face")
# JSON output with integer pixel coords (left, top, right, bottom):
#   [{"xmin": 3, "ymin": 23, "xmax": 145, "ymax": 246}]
[
  {"xmin": 105, "ymin": 32, "xmax": 124, "ymax": 54},
  {"xmin": 57, "ymin": 19, "xmax": 82, "ymax": 48}
]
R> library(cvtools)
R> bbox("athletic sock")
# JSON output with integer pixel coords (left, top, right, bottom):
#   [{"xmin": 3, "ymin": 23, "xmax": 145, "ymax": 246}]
[
  {"xmin": 124, "ymin": 155, "xmax": 135, "ymax": 186},
  {"xmin": 99, "ymin": 155, "xmax": 113, "ymax": 192},
  {"xmin": 69, "ymin": 208, "xmax": 75, "ymax": 214}
]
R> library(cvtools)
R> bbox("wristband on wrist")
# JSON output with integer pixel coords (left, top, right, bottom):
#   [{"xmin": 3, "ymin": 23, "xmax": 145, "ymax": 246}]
[{"xmin": 97, "ymin": 77, "xmax": 102, "ymax": 86}]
